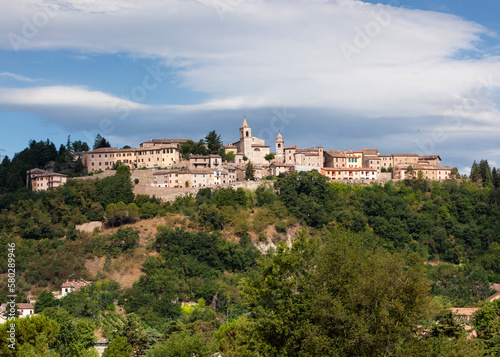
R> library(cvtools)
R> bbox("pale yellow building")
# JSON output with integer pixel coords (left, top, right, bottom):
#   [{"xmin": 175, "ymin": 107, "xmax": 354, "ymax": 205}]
[
  {"xmin": 188, "ymin": 154, "xmax": 222, "ymax": 169},
  {"xmin": 140, "ymin": 138, "xmax": 189, "ymax": 148},
  {"xmin": 28, "ymin": 169, "xmax": 68, "ymax": 191},
  {"xmin": 80, "ymin": 144, "xmax": 181, "ymax": 172},
  {"xmin": 321, "ymin": 167, "xmax": 378, "ymax": 181},
  {"xmin": 324, "ymin": 151, "xmax": 361, "ymax": 169},
  {"xmin": 393, "ymin": 164, "xmax": 452, "ymax": 180},
  {"xmin": 152, "ymin": 169, "xmax": 192, "ymax": 188},
  {"xmin": 269, "ymin": 163, "xmax": 294, "ymax": 177}
]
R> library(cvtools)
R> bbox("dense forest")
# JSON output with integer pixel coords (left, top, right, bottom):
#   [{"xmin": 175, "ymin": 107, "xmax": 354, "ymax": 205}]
[{"xmin": 1, "ymin": 141, "xmax": 500, "ymax": 356}]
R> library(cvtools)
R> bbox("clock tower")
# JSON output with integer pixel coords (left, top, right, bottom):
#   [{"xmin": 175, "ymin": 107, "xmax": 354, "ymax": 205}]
[{"xmin": 275, "ymin": 131, "xmax": 284, "ymax": 163}]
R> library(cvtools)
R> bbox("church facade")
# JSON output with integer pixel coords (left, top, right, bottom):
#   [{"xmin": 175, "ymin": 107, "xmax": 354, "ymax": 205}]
[{"xmin": 227, "ymin": 117, "xmax": 270, "ymax": 165}]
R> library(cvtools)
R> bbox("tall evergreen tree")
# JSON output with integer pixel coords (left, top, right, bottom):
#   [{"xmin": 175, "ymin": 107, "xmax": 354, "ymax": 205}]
[
  {"xmin": 492, "ymin": 167, "xmax": 500, "ymax": 188},
  {"xmin": 204, "ymin": 130, "xmax": 224, "ymax": 155},
  {"xmin": 479, "ymin": 159, "xmax": 492, "ymax": 186},
  {"xmin": 245, "ymin": 161, "xmax": 255, "ymax": 180},
  {"xmin": 94, "ymin": 134, "xmax": 111, "ymax": 149},
  {"xmin": 470, "ymin": 161, "xmax": 481, "ymax": 183}
]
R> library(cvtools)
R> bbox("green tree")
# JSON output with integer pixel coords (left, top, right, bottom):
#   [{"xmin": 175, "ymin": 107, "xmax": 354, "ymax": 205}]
[
  {"xmin": 406, "ymin": 165, "xmax": 415, "ymax": 179},
  {"xmin": 35, "ymin": 291, "xmax": 59, "ymax": 313},
  {"xmin": 264, "ymin": 153, "xmax": 275, "ymax": 163},
  {"xmin": 215, "ymin": 316, "xmax": 261, "ymax": 357},
  {"xmin": 475, "ymin": 299, "xmax": 500, "ymax": 355},
  {"xmin": 99, "ymin": 173, "xmax": 134, "ymax": 208},
  {"xmin": 241, "ymin": 229, "xmax": 432, "ymax": 356},
  {"xmin": 479, "ymin": 159, "xmax": 492, "ymax": 186},
  {"xmin": 470, "ymin": 161, "xmax": 481, "ymax": 183},
  {"xmin": 244, "ymin": 161, "xmax": 255, "ymax": 180},
  {"xmin": 204, "ymin": 130, "xmax": 224, "ymax": 155},
  {"xmin": 45, "ymin": 308, "xmax": 96, "ymax": 357},
  {"xmin": 180, "ymin": 140, "xmax": 196, "ymax": 160},
  {"xmin": 225, "ymin": 151, "xmax": 235, "ymax": 162},
  {"xmin": 146, "ymin": 330, "xmax": 215, "ymax": 357},
  {"xmin": 0, "ymin": 315, "xmax": 60, "ymax": 357},
  {"xmin": 102, "ymin": 336, "xmax": 133, "ymax": 357},
  {"xmin": 94, "ymin": 134, "xmax": 110, "ymax": 150},
  {"xmin": 72, "ymin": 140, "xmax": 90, "ymax": 153},
  {"xmin": 492, "ymin": 167, "xmax": 500, "ymax": 188},
  {"xmin": 105, "ymin": 203, "xmax": 120, "ymax": 228}
]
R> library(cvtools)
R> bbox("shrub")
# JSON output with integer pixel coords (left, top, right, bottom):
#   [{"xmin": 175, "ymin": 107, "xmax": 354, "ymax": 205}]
[{"xmin": 275, "ymin": 221, "xmax": 287, "ymax": 233}]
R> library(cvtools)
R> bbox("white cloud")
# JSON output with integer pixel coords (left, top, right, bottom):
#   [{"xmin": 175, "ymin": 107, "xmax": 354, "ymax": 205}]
[
  {"xmin": 0, "ymin": 85, "xmax": 147, "ymax": 109},
  {"xmin": 0, "ymin": 0, "xmax": 498, "ymax": 119},
  {"xmin": 0, "ymin": 72, "xmax": 41, "ymax": 82},
  {"xmin": 0, "ymin": 0, "xmax": 499, "ymax": 168}
]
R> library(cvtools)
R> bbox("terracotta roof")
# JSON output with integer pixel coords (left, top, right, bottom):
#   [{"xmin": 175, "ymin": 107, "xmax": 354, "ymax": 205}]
[
  {"xmin": 392, "ymin": 153, "xmax": 419, "ymax": 157},
  {"xmin": 143, "ymin": 139, "xmax": 189, "ymax": 144},
  {"xmin": 284, "ymin": 145, "xmax": 297, "ymax": 149},
  {"xmin": 28, "ymin": 168, "xmax": 47, "ymax": 175},
  {"xmin": 488, "ymin": 291, "xmax": 500, "ymax": 301},
  {"xmin": 136, "ymin": 144, "xmax": 177, "ymax": 150},
  {"xmin": 0, "ymin": 303, "xmax": 34, "ymax": 310},
  {"xmin": 153, "ymin": 169, "xmax": 189, "ymax": 175},
  {"xmin": 189, "ymin": 169, "xmax": 215, "ymax": 174},
  {"xmin": 33, "ymin": 173, "xmax": 68, "ymax": 178},
  {"xmin": 322, "ymin": 167, "xmax": 377, "ymax": 172},
  {"xmin": 419, "ymin": 155, "xmax": 441, "ymax": 160},
  {"xmin": 61, "ymin": 280, "xmax": 92, "ymax": 291},
  {"xmin": 325, "ymin": 151, "xmax": 347, "ymax": 158},
  {"xmin": 450, "ymin": 308, "xmax": 478, "ymax": 316},
  {"xmin": 395, "ymin": 164, "xmax": 453, "ymax": 171},
  {"xmin": 90, "ymin": 147, "xmax": 119, "ymax": 152}
]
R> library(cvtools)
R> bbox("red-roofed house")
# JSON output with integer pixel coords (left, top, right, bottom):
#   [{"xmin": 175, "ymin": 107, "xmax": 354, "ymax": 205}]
[
  {"xmin": 0, "ymin": 302, "xmax": 35, "ymax": 323},
  {"xmin": 61, "ymin": 280, "xmax": 92, "ymax": 297}
]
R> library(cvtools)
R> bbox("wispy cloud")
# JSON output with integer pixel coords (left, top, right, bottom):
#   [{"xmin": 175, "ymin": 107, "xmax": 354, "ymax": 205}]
[{"xmin": 0, "ymin": 72, "xmax": 42, "ymax": 82}]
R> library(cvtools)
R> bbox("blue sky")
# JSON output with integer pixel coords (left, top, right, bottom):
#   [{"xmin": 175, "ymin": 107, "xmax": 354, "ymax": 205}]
[{"xmin": 0, "ymin": 0, "xmax": 499, "ymax": 174}]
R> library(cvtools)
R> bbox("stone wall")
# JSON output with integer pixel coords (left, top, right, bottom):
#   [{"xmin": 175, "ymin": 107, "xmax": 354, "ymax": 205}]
[{"xmin": 157, "ymin": 180, "xmax": 269, "ymax": 202}]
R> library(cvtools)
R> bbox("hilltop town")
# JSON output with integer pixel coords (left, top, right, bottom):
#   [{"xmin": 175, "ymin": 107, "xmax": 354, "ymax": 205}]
[{"xmin": 28, "ymin": 117, "xmax": 455, "ymax": 191}]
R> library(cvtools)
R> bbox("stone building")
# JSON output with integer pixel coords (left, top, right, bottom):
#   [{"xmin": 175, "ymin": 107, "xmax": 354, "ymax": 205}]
[
  {"xmin": 228, "ymin": 117, "xmax": 271, "ymax": 165},
  {"xmin": 78, "ymin": 144, "xmax": 181, "ymax": 172},
  {"xmin": 324, "ymin": 151, "xmax": 361, "ymax": 169},
  {"xmin": 393, "ymin": 164, "xmax": 453, "ymax": 180},
  {"xmin": 28, "ymin": 169, "xmax": 68, "ymax": 191},
  {"xmin": 139, "ymin": 138, "xmax": 189, "ymax": 148},
  {"xmin": 275, "ymin": 132, "xmax": 323, "ymax": 168},
  {"xmin": 321, "ymin": 167, "xmax": 378, "ymax": 181},
  {"xmin": 188, "ymin": 154, "xmax": 222, "ymax": 169},
  {"xmin": 61, "ymin": 280, "xmax": 92, "ymax": 297}
]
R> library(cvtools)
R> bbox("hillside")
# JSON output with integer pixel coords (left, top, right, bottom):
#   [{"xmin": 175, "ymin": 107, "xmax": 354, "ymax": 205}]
[{"xmin": 2, "ymin": 169, "xmax": 500, "ymax": 355}]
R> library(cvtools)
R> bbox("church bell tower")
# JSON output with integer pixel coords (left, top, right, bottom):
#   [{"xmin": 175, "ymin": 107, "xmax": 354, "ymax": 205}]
[{"xmin": 276, "ymin": 131, "xmax": 284, "ymax": 163}]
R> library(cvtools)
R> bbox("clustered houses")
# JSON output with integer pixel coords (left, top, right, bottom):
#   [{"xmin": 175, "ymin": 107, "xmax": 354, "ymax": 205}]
[
  {"xmin": 152, "ymin": 167, "xmax": 237, "ymax": 188},
  {"xmin": 25, "ymin": 117, "xmax": 454, "ymax": 191},
  {"xmin": 321, "ymin": 149, "xmax": 453, "ymax": 181}
]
